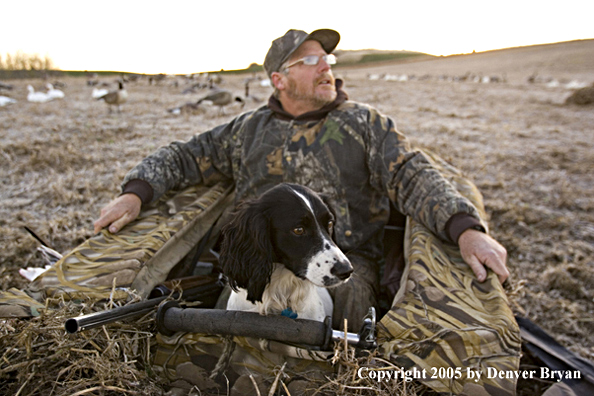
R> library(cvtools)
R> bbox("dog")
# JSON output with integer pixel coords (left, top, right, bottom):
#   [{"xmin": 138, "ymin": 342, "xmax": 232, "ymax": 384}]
[{"xmin": 219, "ymin": 183, "xmax": 353, "ymax": 322}]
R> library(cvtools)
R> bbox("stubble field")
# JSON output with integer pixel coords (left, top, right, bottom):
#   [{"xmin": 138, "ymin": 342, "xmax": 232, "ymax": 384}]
[{"xmin": 1, "ymin": 39, "xmax": 593, "ymax": 391}]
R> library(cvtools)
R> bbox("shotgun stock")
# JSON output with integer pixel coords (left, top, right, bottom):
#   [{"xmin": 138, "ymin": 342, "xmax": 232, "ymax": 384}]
[{"xmin": 156, "ymin": 303, "xmax": 377, "ymax": 351}]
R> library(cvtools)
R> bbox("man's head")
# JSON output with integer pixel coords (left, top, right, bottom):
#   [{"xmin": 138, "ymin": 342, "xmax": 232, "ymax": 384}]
[
  {"xmin": 264, "ymin": 29, "xmax": 340, "ymax": 78},
  {"xmin": 264, "ymin": 29, "xmax": 341, "ymax": 116}
]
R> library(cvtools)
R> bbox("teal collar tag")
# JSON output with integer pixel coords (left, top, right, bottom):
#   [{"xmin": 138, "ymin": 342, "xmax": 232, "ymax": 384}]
[{"xmin": 281, "ymin": 307, "xmax": 298, "ymax": 319}]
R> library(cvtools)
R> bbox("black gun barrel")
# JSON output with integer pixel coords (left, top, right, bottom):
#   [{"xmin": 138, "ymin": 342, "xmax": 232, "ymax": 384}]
[
  {"xmin": 65, "ymin": 274, "xmax": 224, "ymax": 334},
  {"xmin": 65, "ymin": 295, "xmax": 167, "ymax": 333}
]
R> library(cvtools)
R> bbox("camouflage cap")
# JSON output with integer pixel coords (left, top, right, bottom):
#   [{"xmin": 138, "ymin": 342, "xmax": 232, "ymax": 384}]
[{"xmin": 263, "ymin": 29, "xmax": 340, "ymax": 78}]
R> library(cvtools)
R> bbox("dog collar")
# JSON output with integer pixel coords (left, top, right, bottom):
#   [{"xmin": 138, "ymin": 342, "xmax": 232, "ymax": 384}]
[{"xmin": 281, "ymin": 307, "xmax": 298, "ymax": 319}]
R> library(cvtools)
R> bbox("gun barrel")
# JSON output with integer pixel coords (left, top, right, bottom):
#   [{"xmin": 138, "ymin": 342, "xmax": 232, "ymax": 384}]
[
  {"xmin": 65, "ymin": 296, "xmax": 167, "ymax": 333},
  {"xmin": 64, "ymin": 274, "xmax": 224, "ymax": 334}
]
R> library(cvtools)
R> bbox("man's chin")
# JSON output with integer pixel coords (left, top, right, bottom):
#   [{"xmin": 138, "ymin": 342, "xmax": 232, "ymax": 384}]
[{"xmin": 316, "ymin": 89, "xmax": 337, "ymax": 105}]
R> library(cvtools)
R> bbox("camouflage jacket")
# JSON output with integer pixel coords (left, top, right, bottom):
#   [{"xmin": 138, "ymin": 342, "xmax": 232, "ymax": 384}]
[{"xmin": 123, "ymin": 81, "xmax": 483, "ymax": 262}]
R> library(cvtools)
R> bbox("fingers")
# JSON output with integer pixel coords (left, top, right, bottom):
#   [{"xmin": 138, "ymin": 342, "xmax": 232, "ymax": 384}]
[
  {"xmin": 472, "ymin": 247, "xmax": 509, "ymax": 283},
  {"xmin": 93, "ymin": 209, "xmax": 115, "ymax": 234},
  {"xmin": 106, "ymin": 211, "xmax": 136, "ymax": 234},
  {"xmin": 458, "ymin": 229, "xmax": 509, "ymax": 284},
  {"xmin": 465, "ymin": 253, "xmax": 488, "ymax": 282},
  {"xmin": 485, "ymin": 248, "xmax": 509, "ymax": 284},
  {"xmin": 93, "ymin": 194, "xmax": 142, "ymax": 234}
]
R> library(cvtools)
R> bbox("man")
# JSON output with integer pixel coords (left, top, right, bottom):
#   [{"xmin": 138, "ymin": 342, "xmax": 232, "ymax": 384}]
[{"xmin": 94, "ymin": 29, "xmax": 508, "ymax": 330}]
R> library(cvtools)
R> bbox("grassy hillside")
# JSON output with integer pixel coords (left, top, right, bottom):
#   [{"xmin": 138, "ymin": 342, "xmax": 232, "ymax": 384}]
[{"xmin": 334, "ymin": 49, "xmax": 432, "ymax": 66}]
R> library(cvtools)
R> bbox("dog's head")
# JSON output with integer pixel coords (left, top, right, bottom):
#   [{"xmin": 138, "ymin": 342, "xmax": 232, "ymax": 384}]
[{"xmin": 219, "ymin": 183, "xmax": 353, "ymax": 303}]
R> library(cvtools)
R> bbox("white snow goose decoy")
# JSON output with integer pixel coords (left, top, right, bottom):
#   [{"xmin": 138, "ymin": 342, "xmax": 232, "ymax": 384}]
[
  {"xmin": 27, "ymin": 85, "xmax": 53, "ymax": 103},
  {"xmin": 46, "ymin": 83, "xmax": 65, "ymax": 99},
  {"xmin": 0, "ymin": 95, "xmax": 17, "ymax": 107}
]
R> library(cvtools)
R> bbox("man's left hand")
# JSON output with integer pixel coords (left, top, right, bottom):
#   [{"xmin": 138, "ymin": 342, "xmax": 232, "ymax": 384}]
[{"xmin": 458, "ymin": 229, "xmax": 508, "ymax": 283}]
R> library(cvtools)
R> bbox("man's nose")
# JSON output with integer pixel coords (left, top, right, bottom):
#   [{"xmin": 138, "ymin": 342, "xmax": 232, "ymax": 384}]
[{"xmin": 318, "ymin": 57, "xmax": 332, "ymax": 72}]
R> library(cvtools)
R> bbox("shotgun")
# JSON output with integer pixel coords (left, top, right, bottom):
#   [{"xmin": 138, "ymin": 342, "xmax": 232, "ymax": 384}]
[{"xmin": 64, "ymin": 273, "xmax": 224, "ymax": 333}]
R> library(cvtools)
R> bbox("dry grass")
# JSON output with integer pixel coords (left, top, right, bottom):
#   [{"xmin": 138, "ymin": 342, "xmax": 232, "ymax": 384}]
[
  {"xmin": 0, "ymin": 297, "xmax": 164, "ymax": 395},
  {"xmin": 1, "ymin": 39, "xmax": 593, "ymax": 394}
]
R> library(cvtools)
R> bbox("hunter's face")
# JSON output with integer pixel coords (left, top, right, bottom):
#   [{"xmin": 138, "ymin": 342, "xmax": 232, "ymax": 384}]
[{"xmin": 280, "ymin": 40, "xmax": 337, "ymax": 111}]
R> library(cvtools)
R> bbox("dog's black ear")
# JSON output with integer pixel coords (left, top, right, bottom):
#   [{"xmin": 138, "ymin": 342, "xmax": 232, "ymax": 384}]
[
  {"xmin": 318, "ymin": 192, "xmax": 338, "ymax": 219},
  {"xmin": 219, "ymin": 201, "xmax": 275, "ymax": 303}
]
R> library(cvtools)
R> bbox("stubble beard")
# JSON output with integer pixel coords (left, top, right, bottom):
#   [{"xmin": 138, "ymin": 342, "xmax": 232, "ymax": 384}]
[{"xmin": 286, "ymin": 74, "xmax": 337, "ymax": 109}]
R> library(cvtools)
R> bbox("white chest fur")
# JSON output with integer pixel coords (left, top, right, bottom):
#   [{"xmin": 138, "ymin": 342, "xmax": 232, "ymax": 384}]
[{"xmin": 226, "ymin": 264, "xmax": 333, "ymax": 322}]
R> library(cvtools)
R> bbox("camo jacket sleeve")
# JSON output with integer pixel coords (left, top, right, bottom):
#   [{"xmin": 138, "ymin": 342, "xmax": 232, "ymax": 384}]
[
  {"xmin": 121, "ymin": 112, "xmax": 252, "ymax": 203},
  {"xmin": 363, "ymin": 104, "xmax": 482, "ymax": 241}
]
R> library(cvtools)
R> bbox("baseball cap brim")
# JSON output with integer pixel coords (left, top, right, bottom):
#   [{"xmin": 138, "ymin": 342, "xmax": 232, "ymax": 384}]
[{"xmin": 305, "ymin": 29, "xmax": 341, "ymax": 56}]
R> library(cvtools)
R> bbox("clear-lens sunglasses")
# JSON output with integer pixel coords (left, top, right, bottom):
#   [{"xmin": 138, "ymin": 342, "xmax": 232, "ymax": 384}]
[{"xmin": 285, "ymin": 54, "xmax": 337, "ymax": 69}]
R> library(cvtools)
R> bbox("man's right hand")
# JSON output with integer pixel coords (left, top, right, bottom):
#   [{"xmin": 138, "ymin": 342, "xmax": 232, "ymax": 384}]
[{"xmin": 93, "ymin": 193, "xmax": 142, "ymax": 234}]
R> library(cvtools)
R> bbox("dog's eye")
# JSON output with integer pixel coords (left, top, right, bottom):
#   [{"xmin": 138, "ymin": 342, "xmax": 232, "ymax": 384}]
[
  {"xmin": 327, "ymin": 220, "xmax": 334, "ymax": 232},
  {"xmin": 293, "ymin": 227, "xmax": 305, "ymax": 235}
]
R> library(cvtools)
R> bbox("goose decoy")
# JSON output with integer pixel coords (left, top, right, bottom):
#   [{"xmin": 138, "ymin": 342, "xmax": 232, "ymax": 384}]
[
  {"xmin": 0, "ymin": 82, "xmax": 14, "ymax": 91},
  {"xmin": 23, "ymin": 226, "xmax": 63, "ymax": 265},
  {"xmin": 51, "ymin": 81, "xmax": 66, "ymax": 88},
  {"xmin": 19, "ymin": 226, "xmax": 63, "ymax": 281},
  {"xmin": 96, "ymin": 81, "xmax": 128, "ymax": 112},
  {"xmin": 167, "ymin": 102, "xmax": 204, "ymax": 116},
  {"xmin": 91, "ymin": 87, "xmax": 109, "ymax": 99},
  {"xmin": 243, "ymin": 79, "xmax": 263, "ymax": 104},
  {"xmin": 27, "ymin": 85, "xmax": 53, "ymax": 103},
  {"xmin": 196, "ymin": 89, "xmax": 244, "ymax": 115},
  {"xmin": 0, "ymin": 95, "xmax": 17, "ymax": 107},
  {"xmin": 181, "ymin": 82, "xmax": 207, "ymax": 95},
  {"xmin": 46, "ymin": 83, "xmax": 65, "ymax": 99}
]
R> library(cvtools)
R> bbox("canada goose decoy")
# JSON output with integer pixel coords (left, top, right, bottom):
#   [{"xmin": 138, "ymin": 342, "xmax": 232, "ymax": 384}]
[
  {"xmin": 167, "ymin": 102, "xmax": 204, "ymax": 116},
  {"xmin": 27, "ymin": 85, "xmax": 53, "ymax": 103},
  {"xmin": 96, "ymin": 81, "xmax": 128, "ymax": 112},
  {"xmin": 0, "ymin": 82, "xmax": 14, "ymax": 91},
  {"xmin": 243, "ymin": 79, "xmax": 263, "ymax": 104},
  {"xmin": 51, "ymin": 81, "xmax": 66, "ymax": 88},
  {"xmin": 181, "ymin": 82, "xmax": 207, "ymax": 95},
  {"xmin": 46, "ymin": 84, "xmax": 65, "ymax": 99},
  {"xmin": 196, "ymin": 89, "xmax": 244, "ymax": 115}
]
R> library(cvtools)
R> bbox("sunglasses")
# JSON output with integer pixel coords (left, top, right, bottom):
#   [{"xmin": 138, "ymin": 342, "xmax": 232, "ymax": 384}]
[{"xmin": 285, "ymin": 54, "xmax": 337, "ymax": 70}]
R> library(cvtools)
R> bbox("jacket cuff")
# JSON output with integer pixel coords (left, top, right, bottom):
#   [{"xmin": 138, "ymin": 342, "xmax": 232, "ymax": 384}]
[
  {"xmin": 446, "ymin": 213, "xmax": 486, "ymax": 244},
  {"xmin": 121, "ymin": 179, "xmax": 154, "ymax": 205}
]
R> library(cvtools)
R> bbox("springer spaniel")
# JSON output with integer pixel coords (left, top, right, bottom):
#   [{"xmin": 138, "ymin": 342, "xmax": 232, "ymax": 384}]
[{"xmin": 219, "ymin": 183, "xmax": 353, "ymax": 322}]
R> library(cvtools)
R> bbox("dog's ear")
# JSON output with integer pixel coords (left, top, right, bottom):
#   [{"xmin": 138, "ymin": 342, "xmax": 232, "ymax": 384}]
[
  {"xmin": 219, "ymin": 201, "xmax": 275, "ymax": 303},
  {"xmin": 318, "ymin": 192, "xmax": 338, "ymax": 220}
]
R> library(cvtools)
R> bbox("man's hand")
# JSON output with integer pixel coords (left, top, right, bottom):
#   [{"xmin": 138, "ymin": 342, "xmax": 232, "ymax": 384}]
[
  {"xmin": 458, "ymin": 229, "xmax": 509, "ymax": 283},
  {"xmin": 93, "ymin": 194, "xmax": 142, "ymax": 234}
]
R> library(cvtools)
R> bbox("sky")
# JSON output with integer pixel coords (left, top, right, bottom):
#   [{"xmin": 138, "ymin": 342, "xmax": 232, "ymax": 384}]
[{"xmin": 2, "ymin": 0, "xmax": 593, "ymax": 75}]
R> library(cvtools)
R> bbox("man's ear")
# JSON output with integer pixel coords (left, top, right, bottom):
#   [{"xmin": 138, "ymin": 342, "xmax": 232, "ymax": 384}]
[{"xmin": 271, "ymin": 72, "xmax": 286, "ymax": 91}]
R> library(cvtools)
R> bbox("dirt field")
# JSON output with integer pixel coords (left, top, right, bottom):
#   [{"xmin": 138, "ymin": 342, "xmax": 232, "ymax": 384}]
[{"xmin": 1, "ymin": 37, "xmax": 593, "ymax": 383}]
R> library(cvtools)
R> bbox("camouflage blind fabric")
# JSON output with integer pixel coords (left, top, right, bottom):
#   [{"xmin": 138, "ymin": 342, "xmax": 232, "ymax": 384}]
[
  {"xmin": 377, "ymin": 150, "xmax": 521, "ymax": 395},
  {"xmin": 25, "ymin": 181, "xmax": 233, "ymax": 301}
]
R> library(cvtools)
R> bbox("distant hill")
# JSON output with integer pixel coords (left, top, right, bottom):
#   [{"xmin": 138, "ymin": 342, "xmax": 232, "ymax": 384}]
[
  {"xmin": 333, "ymin": 49, "xmax": 433, "ymax": 66},
  {"xmin": 336, "ymin": 39, "xmax": 594, "ymax": 85}
]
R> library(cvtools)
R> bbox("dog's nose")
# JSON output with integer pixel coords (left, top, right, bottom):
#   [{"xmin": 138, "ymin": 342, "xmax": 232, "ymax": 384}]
[{"xmin": 331, "ymin": 261, "xmax": 353, "ymax": 280}]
